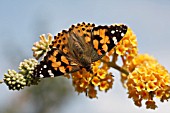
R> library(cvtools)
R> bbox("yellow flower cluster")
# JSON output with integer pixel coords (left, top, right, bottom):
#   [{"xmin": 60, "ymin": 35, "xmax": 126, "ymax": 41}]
[
  {"xmin": 126, "ymin": 54, "xmax": 170, "ymax": 109},
  {"xmin": 121, "ymin": 54, "xmax": 157, "ymax": 87},
  {"xmin": 71, "ymin": 60, "xmax": 114, "ymax": 98}
]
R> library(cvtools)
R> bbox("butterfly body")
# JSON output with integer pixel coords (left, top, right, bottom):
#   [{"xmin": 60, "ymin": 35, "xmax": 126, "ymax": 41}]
[
  {"xmin": 33, "ymin": 22, "xmax": 128, "ymax": 78},
  {"xmin": 67, "ymin": 31, "xmax": 93, "ymax": 69}
]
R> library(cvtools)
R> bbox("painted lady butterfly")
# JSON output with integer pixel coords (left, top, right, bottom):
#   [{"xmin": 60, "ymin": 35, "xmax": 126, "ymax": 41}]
[{"xmin": 33, "ymin": 22, "xmax": 128, "ymax": 78}]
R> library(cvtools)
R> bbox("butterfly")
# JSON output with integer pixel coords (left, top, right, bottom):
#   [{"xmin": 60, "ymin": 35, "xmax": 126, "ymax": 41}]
[{"xmin": 33, "ymin": 22, "xmax": 128, "ymax": 78}]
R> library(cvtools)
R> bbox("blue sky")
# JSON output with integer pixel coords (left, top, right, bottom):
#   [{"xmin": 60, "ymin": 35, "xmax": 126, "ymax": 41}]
[{"xmin": 0, "ymin": 0, "xmax": 170, "ymax": 113}]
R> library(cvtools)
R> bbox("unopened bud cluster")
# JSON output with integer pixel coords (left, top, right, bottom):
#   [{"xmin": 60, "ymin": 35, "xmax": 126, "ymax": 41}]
[
  {"xmin": 32, "ymin": 33, "xmax": 53, "ymax": 60},
  {"xmin": 3, "ymin": 58, "xmax": 40, "ymax": 90}
]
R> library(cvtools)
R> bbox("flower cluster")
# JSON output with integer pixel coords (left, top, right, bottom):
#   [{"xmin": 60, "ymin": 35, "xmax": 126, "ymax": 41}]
[
  {"xmin": 71, "ymin": 60, "xmax": 114, "ymax": 98},
  {"xmin": 126, "ymin": 54, "xmax": 170, "ymax": 109},
  {"xmin": 32, "ymin": 33, "xmax": 53, "ymax": 60},
  {"xmin": 3, "ymin": 59, "xmax": 40, "ymax": 90},
  {"xmin": 4, "ymin": 70, "xmax": 27, "ymax": 90},
  {"xmin": 3, "ymin": 33, "xmax": 53, "ymax": 90}
]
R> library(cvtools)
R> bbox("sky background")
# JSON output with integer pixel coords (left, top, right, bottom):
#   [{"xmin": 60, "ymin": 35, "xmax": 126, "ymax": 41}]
[{"xmin": 0, "ymin": 0, "xmax": 170, "ymax": 113}]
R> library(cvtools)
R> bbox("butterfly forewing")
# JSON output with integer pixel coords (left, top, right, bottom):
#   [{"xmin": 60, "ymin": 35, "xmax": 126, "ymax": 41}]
[{"xmin": 92, "ymin": 24, "xmax": 128, "ymax": 58}]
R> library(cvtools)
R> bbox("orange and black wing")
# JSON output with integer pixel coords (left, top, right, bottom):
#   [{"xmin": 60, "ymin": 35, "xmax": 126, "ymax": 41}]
[
  {"xmin": 91, "ymin": 24, "xmax": 128, "ymax": 62},
  {"xmin": 33, "ymin": 48, "xmax": 80, "ymax": 78}
]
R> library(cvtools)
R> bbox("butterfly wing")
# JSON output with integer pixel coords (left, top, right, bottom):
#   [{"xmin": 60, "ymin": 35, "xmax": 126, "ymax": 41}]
[
  {"xmin": 91, "ymin": 24, "xmax": 128, "ymax": 62},
  {"xmin": 33, "ymin": 48, "xmax": 81, "ymax": 78}
]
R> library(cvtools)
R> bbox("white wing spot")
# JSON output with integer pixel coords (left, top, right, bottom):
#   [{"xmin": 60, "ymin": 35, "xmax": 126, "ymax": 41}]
[
  {"xmin": 121, "ymin": 33, "xmax": 125, "ymax": 37},
  {"xmin": 48, "ymin": 70, "xmax": 54, "ymax": 77},
  {"xmin": 43, "ymin": 65, "xmax": 47, "ymax": 68},
  {"xmin": 112, "ymin": 37, "xmax": 118, "ymax": 45},
  {"xmin": 111, "ymin": 30, "xmax": 115, "ymax": 34},
  {"xmin": 40, "ymin": 74, "xmax": 44, "ymax": 78}
]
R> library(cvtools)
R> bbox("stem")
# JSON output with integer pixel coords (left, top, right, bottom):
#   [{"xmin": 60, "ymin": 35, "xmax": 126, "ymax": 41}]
[
  {"xmin": 112, "ymin": 63, "xmax": 129, "ymax": 75},
  {"xmin": 121, "ymin": 56, "xmax": 126, "ymax": 65},
  {"xmin": 101, "ymin": 59, "xmax": 129, "ymax": 75},
  {"xmin": 112, "ymin": 50, "xmax": 118, "ymax": 63}
]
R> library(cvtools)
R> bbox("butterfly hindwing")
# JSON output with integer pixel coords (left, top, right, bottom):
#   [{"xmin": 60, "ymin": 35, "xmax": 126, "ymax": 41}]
[{"xmin": 33, "ymin": 48, "xmax": 80, "ymax": 78}]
